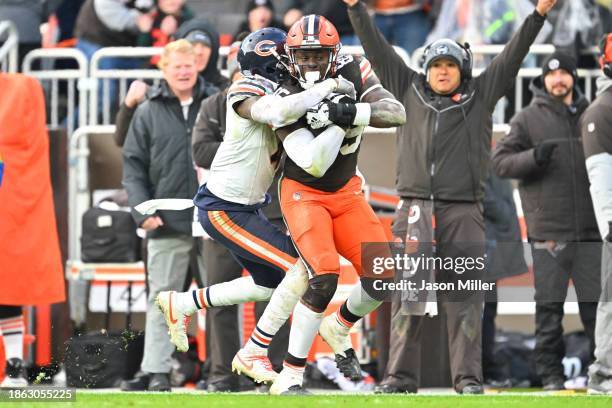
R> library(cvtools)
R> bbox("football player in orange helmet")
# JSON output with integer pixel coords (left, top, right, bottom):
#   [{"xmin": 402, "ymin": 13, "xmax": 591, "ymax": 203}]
[{"xmin": 269, "ymin": 15, "xmax": 406, "ymax": 394}]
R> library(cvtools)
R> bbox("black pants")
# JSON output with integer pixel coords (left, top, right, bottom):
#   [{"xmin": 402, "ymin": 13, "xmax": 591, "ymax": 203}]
[
  {"xmin": 382, "ymin": 200, "xmax": 485, "ymax": 391},
  {"xmin": 482, "ymin": 286, "xmax": 499, "ymax": 381},
  {"xmin": 532, "ymin": 241, "xmax": 601, "ymax": 383}
]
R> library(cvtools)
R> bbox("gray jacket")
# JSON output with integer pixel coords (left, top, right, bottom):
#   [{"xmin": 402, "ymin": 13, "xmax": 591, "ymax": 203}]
[
  {"xmin": 122, "ymin": 78, "xmax": 212, "ymax": 237},
  {"xmin": 348, "ymin": 1, "xmax": 546, "ymax": 203},
  {"xmin": 492, "ymin": 77, "xmax": 599, "ymax": 242}
]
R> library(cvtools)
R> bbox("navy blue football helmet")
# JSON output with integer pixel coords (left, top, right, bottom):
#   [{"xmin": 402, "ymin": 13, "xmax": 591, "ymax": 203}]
[{"xmin": 238, "ymin": 28, "xmax": 289, "ymax": 82}]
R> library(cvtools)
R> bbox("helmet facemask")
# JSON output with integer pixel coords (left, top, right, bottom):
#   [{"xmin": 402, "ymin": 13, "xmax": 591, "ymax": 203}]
[
  {"xmin": 285, "ymin": 14, "xmax": 341, "ymax": 89},
  {"xmin": 286, "ymin": 46, "xmax": 338, "ymax": 88}
]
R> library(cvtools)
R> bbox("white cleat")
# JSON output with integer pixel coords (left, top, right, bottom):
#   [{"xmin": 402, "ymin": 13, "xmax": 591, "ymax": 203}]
[
  {"xmin": 269, "ymin": 368, "xmax": 305, "ymax": 395},
  {"xmin": 1, "ymin": 376, "xmax": 28, "ymax": 387},
  {"xmin": 231, "ymin": 348, "xmax": 277, "ymax": 384},
  {"xmin": 155, "ymin": 291, "xmax": 191, "ymax": 352}
]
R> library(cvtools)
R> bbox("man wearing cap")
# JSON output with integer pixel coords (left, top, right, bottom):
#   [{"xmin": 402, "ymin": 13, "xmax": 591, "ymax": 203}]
[
  {"xmin": 582, "ymin": 33, "xmax": 612, "ymax": 395},
  {"xmin": 343, "ymin": 0, "xmax": 558, "ymax": 395},
  {"xmin": 493, "ymin": 51, "xmax": 601, "ymax": 390}
]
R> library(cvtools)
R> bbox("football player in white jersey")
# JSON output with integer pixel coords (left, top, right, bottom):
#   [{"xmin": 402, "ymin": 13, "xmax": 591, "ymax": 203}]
[{"xmin": 155, "ymin": 27, "xmax": 356, "ymax": 384}]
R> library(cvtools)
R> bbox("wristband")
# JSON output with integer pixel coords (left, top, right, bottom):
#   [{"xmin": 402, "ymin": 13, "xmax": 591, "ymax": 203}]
[{"xmin": 353, "ymin": 103, "xmax": 371, "ymax": 126}]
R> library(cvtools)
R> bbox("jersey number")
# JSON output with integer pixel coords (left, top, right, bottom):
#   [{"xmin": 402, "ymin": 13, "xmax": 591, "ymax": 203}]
[{"xmin": 339, "ymin": 129, "xmax": 362, "ymax": 155}]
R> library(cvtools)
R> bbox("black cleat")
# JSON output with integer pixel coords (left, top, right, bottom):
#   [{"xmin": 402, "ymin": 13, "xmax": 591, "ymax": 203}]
[
  {"xmin": 280, "ymin": 385, "xmax": 312, "ymax": 395},
  {"xmin": 335, "ymin": 349, "xmax": 362, "ymax": 382}
]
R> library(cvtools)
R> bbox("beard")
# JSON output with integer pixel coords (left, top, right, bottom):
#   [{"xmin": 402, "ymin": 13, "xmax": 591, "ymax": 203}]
[{"xmin": 549, "ymin": 85, "xmax": 572, "ymax": 101}]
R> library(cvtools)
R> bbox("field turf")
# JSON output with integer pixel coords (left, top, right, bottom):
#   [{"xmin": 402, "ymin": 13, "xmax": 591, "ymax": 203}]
[{"xmin": 2, "ymin": 392, "xmax": 612, "ymax": 408}]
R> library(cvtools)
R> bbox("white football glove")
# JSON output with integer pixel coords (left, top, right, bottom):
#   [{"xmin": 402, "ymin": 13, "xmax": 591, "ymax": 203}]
[
  {"xmin": 306, "ymin": 101, "xmax": 332, "ymax": 130},
  {"xmin": 334, "ymin": 75, "xmax": 356, "ymax": 100}
]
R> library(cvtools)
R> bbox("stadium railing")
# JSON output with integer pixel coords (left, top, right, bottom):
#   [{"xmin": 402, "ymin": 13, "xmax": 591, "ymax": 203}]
[
  {"xmin": 0, "ymin": 20, "xmax": 18, "ymax": 73},
  {"xmin": 87, "ymin": 45, "xmax": 411, "ymax": 126},
  {"xmin": 22, "ymin": 48, "xmax": 89, "ymax": 137}
]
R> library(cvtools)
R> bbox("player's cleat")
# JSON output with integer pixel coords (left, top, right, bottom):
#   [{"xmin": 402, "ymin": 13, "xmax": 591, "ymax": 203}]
[
  {"xmin": 587, "ymin": 380, "xmax": 612, "ymax": 395},
  {"xmin": 269, "ymin": 369, "xmax": 304, "ymax": 395},
  {"xmin": 335, "ymin": 349, "xmax": 363, "ymax": 382},
  {"xmin": 1, "ymin": 358, "xmax": 28, "ymax": 387},
  {"xmin": 231, "ymin": 348, "xmax": 277, "ymax": 384},
  {"xmin": 318, "ymin": 313, "xmax": 363, "ymax": 381},
  {"xmin": 276, "ymin": 385, "xmax": 312, "ymax": 395},
  {"xmin": 155, "ymin": 291, "xmax": 191, "ymax": 352}
]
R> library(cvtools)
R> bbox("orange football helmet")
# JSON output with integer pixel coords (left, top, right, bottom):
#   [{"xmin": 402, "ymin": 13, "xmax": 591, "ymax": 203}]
[{"xmin": 285, "ymin": 14, "xmax": 341, "ymax": 86}]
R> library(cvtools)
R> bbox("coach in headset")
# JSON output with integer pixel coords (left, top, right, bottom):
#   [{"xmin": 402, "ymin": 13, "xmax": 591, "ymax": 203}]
[{"xmin": 343, "ymin": 0, "xmax": 558, "ymax": 395}]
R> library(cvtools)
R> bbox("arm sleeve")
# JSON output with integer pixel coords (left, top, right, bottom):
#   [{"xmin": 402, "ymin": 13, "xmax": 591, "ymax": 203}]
[
  {"xmin": 250, "ymin": 79, "xmax": 339, "ymax": 129},
  {"xmin": 347, "ymin": 1, "xmax": 415, "ymax": 100},
  {"xmin": 94, "ymin": 0, "xmax": 140, "ymax": 33},
  {"xmin": 281, "ymin": 125, "xmax": 346, "ymax": 178},
  {"xmin": 478, "ymin": 10, "xmax": 546, "ymax": 111},
  {"xmin": 122, "ymin": 107, "xmax": 152, "ymax": 226},
  {"xmin": 113, "ymin": 103, "xmax": 136, "ymax": 147},
  {"xmin": 192, "ymin": 95, "xmax": 223, "ymax": 169},
  {"xmin": 491, "ymin": 116, "xmax": 540, "ymax": 179}
]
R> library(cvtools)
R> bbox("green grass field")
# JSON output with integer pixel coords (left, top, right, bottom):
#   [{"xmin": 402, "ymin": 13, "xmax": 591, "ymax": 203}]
[{"xmin": 2, "ymin": 392, "xmax": 612, "ymax": 408}]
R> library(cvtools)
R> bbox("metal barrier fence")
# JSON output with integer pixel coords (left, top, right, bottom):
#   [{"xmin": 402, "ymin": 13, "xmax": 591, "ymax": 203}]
[
  {"xmin": 67, "ymin": 125, "xmax": 116, "ymax": 262},
  {"xmin": 0, "ymin": 20, "xmax": 18, "ymax": 73},
  {"xmin": 22, "ymin": 48, "xmax": 89, "ymax": 137},
  {"xmin": 88, "ymin": 45, "xmax": 412, "ymax": 125}
]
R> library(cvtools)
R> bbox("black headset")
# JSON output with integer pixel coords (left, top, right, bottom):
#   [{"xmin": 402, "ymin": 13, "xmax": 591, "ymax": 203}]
[{"xmin": 421, "ymin": 41, "xmax": 473, "ymax": 80}]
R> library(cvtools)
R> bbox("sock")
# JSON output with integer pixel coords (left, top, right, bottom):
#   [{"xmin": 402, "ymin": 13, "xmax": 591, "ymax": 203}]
[
  {"xmin": 176, "ymin": 276, "xmax": 274, "ymax": 315},
  {"xmin": 345, "ymin": 282, "xmax": 382, "ymax": 318},
  {"xmin": 244, "ymin": 325, "xmax": 274, "ymax": 356},
  {"xmin": 279, "ymin": 353, "xmax": 307, "ymax": 386},
  {"xmin": 331, "ymin": 283, "xmax": 382, "ymax": 353},
  {"xmin": 244, "ymin": 261, "xmax": 308, "ymax": 354},
  {"xmin": 0, "ymin": 315, "xmax": 24, "ymax": 360},
  {"xmin": 287, "ymin": 301, "xmax": 324, "ymax": 360}
]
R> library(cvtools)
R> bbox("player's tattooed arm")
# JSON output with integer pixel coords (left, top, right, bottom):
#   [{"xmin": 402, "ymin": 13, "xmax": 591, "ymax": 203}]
[
  {"xmin": 275, "ymin": 120, "xmax": 346, "ymax": 178},
  {"xmin": 234, "ymin": 77, "xmax": 355, "ymax": 128},
  {"xmin": 358, "ymin": 74, "xmax": 406, "ymax": 128}
]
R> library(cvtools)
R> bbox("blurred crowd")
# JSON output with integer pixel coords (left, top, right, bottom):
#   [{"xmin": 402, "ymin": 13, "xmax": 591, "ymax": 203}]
[{"xmin": 1, "ymin": 0, "xmax": 611, "ymax": 67}]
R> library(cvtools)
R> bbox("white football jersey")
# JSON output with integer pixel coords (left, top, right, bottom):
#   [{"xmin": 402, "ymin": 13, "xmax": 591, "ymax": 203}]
[{"xmin": 205, "ymin": 76, "xmax": 280, "ymax": 206}]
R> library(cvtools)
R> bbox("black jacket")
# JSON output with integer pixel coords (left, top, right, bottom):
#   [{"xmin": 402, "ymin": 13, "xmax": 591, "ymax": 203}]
[
  {"xmin": 347, "ymin": 2, "xmax": 545, "ymax": 202},
  {"xmin": 491, "ymin": 77, "xmax": 599, "ymax": 242},
  {"xmin": 122, "ymin": 78, "xmax": 212, "ymax": 237}
]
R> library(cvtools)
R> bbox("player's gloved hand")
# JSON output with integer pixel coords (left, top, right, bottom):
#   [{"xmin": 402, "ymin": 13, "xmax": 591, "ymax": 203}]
[
  {"xmin": 306, "ymin": 101, "xmax": 332, "ymax": 130},
  {"xmin": 333, "ymin": 75, "xmax": 356, "ymax": 99},
  {"xmin": 307, "ymin": 100, "xmax": 358, "ymax": 129}
]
